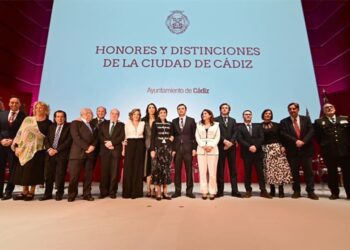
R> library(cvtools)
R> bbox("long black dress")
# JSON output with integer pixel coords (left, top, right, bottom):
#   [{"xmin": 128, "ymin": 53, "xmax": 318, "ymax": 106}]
[
  {"xmin": 150, "ymin": 121, "xmax": 173, "ymax": 185},
  {"xmin": 14, "ymin": 119, "xmax": 52, "ymax": 186},
  {"xmin": 122, "ymin": 121, "xmax": 145, "ymax": 198}
]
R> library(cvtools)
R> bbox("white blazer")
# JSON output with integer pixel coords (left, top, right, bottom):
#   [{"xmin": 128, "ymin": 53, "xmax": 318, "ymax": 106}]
[{"xmin": 195, "ymin": 122, "xmax": 220, "ymax": 155}]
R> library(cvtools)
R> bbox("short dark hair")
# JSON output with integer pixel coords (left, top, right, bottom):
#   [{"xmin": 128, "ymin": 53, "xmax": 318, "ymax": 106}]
[
  {"xmin": 219, "ymin": 103, "xmax": 231, "ymax": 112},
  {"xmin": 261, "ymin": 109, "xmax": 273, "ymax": 120},
  {"xmin": 53, "ymin": 110, "xmax": 67, "ymax": 121},
  {"xmin": 242, "ymin": 110, "xmax": 252, "ymax": 116},
  {"xmin": 200, "ymin": 109, "xmax": 214, "ymax": 125},
  {"xmin": 156, "ymin": 107, "xmax": 168, "ymax": 122},
  {"xmin": 288, "ymin": 102, "xmax": 299, "ymax": 110},
  {"xmin": 177, "ymin": 103, "xmax": 187, "ymax": 110}
]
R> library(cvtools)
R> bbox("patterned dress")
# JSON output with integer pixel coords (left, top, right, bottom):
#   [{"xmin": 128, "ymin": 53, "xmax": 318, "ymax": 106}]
[
  {"xmin": 261, "ymin": 122, "xmax": 292, "ymax": 185},
  {"xmin": 150, "ymin": 121, "xmax": 173, "ymax": 185}
]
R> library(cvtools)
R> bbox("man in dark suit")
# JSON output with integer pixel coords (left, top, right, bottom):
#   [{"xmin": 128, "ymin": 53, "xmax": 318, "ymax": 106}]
[
  {"xmin": 0, "ymin": 97, "xmax": 26, "ymax": 200},
  {"xmin": 67, "ymin": 108, "xmax": 98, "ymax": 202},
  {"xmin": 280, "ymin": 102, "xmax": 318, "ymax": 200},
  {"xmin": 314, "ymin": 103, "xmax": 350, "ymax": 200},
  {"xmin": 214, "ymin": 103, "xmax": 241, "ymax": 198},
  {"xmin": 237, "ymin": 110, "xmax": 271, "ymax": 198},
  {"xmin": 91, "ymin": 106, "xmax": 108, "ymax": 167},
  {"xmin": 40, "ymin": 110, "xmax": 72, "ymax": 201},
  {"xmin": 172, "ymin": 104, "xmax": 197, "ymax": 198},
  {"xmin": 98, "ymin": 108, "xmax": 124, "ymax": 199}
]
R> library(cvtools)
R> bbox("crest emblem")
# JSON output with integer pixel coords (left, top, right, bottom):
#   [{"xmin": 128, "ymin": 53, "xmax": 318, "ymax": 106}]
[{"xmin": 166, "ymin": 10, "xmax": 190, "ymax": 34}]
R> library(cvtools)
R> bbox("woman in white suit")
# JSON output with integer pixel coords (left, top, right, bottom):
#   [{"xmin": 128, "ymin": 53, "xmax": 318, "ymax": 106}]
[{"xmin": 195, "ymin": 109, "xmax": 220, "ymax": 200}]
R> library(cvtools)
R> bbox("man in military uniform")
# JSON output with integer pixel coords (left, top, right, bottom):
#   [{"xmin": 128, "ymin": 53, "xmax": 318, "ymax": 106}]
[{"xmin": 314, "ymin": 103, "xmax": 350, "ymax": 200}]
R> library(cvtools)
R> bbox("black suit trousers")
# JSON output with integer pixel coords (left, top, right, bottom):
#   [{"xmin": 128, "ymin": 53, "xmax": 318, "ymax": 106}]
[
  {"xmin": 217, "ymin": 147, "xmax": 238, "ymax": 194},
  {"xmin": 100, "ymin": 153, "xmax": 120, "ymax": 196},
  {"xmin": 68, "ymin": 158, "xmax": 94, "ymax": 198},
  {"xmin": 323, "ymin": 155, "xmax": 350, "ymax": 197},
  {"xmin": 0, "ymin": 146, "xmax": 17, "ymax": 194},
  {"xmin": 44, "ymin": 155, "xmax": 68, "ymax": 196},
  {"xmin": 243, "ymin": 155, "xmax": 266, "ymax": 192},
  {"xmin": 174, "ymin": 145, "xmax": 193, "ymax": 194},
  {"xmin": 287, "ymin": 155, "xmax": 315, "ymax": 193}
]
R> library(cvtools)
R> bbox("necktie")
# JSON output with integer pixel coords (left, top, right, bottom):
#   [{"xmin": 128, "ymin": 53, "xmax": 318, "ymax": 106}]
[
  {"xmin": 331, "ymin": 117, "xmax": 336, "ymax": 124},
  {"xmin": 52, "ymin": 125, "xmax": 62, "ymax": 149},
  {"xmin": 247, "ymin": 124, "xmax": 252, "ymax": 136},
  {"xmin": 224, "ymin": 117, "xmax": 228, "ymax": 127},
  {"xmin": 293, "ymin": 118, "xmax": 301, "ymax": 139},
  {"xmin": 110, "ymin": 122, "xmax": 115, "ymax": 136},
  {"xmin": 85, "ymin": 122, "xmax": 92, "ymax": 133},
  {"xmin": 180, "ymin": 118, "xmax": 184, "ymax": 130},
  {"xmin": 8, "ymin": 111, "xmax": 16, "ymax": 126},
  {"xmin": 98, "ymin": 119, "xmax": 103, "ymax": 127}
]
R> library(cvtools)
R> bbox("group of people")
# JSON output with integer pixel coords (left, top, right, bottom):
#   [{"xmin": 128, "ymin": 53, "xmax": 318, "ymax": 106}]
[{"xmin": 0, "ymin": 97, "xmax": 349, "ymax": 202}]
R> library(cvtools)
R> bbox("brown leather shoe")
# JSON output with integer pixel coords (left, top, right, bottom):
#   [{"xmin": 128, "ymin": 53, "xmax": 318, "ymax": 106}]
[
  {"xmin": 260, "ymin": 191, "xmax": 272, "ymax": 199},
  {"xmin": 291, "ymin": 191, "xmax": 301, "ymax": 199},
  {"xmin": 307, "ymin": 192, "xmax": 319, "ymax": 200},
  {"xmin": 244, "ymin": 191, "xmax": 252, "ymax": 198}
]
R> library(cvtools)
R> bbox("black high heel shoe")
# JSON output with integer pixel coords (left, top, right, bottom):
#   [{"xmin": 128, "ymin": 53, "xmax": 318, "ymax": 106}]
[{"xmin": 162, "ymin": 193, "xmax": 172, "ymax": 200}]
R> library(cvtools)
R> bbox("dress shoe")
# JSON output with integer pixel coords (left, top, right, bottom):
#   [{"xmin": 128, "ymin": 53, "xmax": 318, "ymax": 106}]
[
  {"xmin": 39, "ymin": 195, "xmax": 53, "ymax": 201},
  {"xmin": 244, "ymin": 191, "xmax": 252, "ymax": 198},
  {"xmin": 55, "ymin": 195, "xmax": 63, "ymax": 201},
  {"xmin": 278, "ymin": 192, "xmax": 285, "ymax": 198},
  {"xmin": 209, "ymin": 195, "xmax": 215, "ymax": 200},
  {"xmin": 99, "ymin": 194, "xmax": 108, "ymax": 199},
  {"xmin": 291, "ymin": 191, "xmax": 301, "ymax": 199},
  {"xmin": 110, "ymin": 194, "xmax": 117, "ymax": 199},
  {"xmin": 307, "ymin": 192, "xmax": 319, "ymax": 200},
  {"xmin": 216, "ymin": 192, "xmax": 224, "ymax": 198},
  {"xmin": 231, "ymin": 192, "xmax": 242, "ymax": 198},
  {"xmin": 83, "ymin": 195, "xmax": 94, "ymax": 201},
  {"xmin": 260, "ymin": 191, "xmax": 272, "ymax": 199},
  {"xmin": 172, "ymin": 192, "xmax": 181, "ymax": 198},
  {"xmin": 156, "ymin": 196, "xmax": 162, "ymax": 201},
  {"xmin": 329, "ymin": 194, "xmax": 339, "ymax": 200},
  {"xmin": 202, "ymin": 194, "xmax": 208, "ymax": 200},
  {"xmin": 186, "ymin": 193, "xmax": 196, "ymax": 199},
  {"xmin": 162, "ymin": 193, "xmax": 172, "ymax": 200},
  {"xmin": 68, "ymin": 197, "xmax": 75, "ymax": 202},
  {"xmin": 24, "ymin": 194, "xmax": 34, "ymax": 201},
  {"xmin": 13, "ymin": 193, "xmax": 26, "ymax": 200},
  {"xmin": 1, "ymin": 192, "xmax": 13, "ymax": 200}
]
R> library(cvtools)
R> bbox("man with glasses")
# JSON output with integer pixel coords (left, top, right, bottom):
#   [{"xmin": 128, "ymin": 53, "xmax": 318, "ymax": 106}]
[{"xmin": 314, "ymin": 103, "xmax": 350, "ymax": 200}]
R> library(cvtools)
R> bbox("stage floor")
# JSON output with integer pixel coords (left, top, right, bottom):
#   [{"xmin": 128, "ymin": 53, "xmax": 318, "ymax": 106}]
[{"xmin": 1, "ymin": 184, "xmax": 349, "ymax": 250}]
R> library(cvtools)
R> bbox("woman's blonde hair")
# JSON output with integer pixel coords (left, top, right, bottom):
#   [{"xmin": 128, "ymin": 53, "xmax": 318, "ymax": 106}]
[
  {"xmin": 32, "ymin": 101, "xmax": 50, "ymax": 117},
  {"xmin": 128, "ymin": 108, "xmax": 141, "ymax": 121}
]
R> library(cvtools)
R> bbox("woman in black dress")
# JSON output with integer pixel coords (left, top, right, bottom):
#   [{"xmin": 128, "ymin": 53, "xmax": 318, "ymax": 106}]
[
  {"xmin": 122, "ymin": 108, "xmax": 145, "ymax": 199},
  {"xmin": 12, "ymin": 101, "xmax": 52, "ymax": 201},
  {"xmin": 141, "ymin": 103, "xmax": 157, "ymax": 197},
  {"xmin": 261, "ymin": 109, "xmax": 292, "ymax": 197},
  {"xmin": 150, "ymin": 107, "xmax": 174, "ymax": 201}
]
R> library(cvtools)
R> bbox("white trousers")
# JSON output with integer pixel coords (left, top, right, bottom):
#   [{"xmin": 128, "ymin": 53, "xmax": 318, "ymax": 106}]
[{"xmin": 197, "ymin": 153, "xmax": 218, "ymax": 195}]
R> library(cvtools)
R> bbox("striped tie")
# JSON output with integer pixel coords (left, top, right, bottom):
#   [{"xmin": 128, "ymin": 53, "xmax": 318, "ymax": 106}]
[{"xmin": 52, "ymin": 125, "xmax": 62, "ymax": 149}]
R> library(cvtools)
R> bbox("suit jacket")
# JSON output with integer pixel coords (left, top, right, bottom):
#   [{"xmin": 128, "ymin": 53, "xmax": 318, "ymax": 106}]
[
  {"xmin": 214, "ymin": 116, "xmax": 237, "ymax": 148},
  {"xmin": 69, "ymin": 120, "xmax": 98, "ymax": 160},
  {"xmin": 280, "ymin": 115, "xmax": 314, "ymax": 157},
  {"xmin": 237, "ymin": 123, "xmax": 264, "ymax": 159},
  {"xmin": 0, "ymin": 110, "xmax": 26, "ymax": 140},
  {"xmin": 172, "ymin": 116, "xmax": 197, "ymax": 152},
  {"xmin": 44, "ymin": 123, "xmax": 72, "ymax": 159},
  {"xmin": 98, "ymin": 120, "xmax": 125, "ymax": 158},
  {"xmin": 195, "ymin": 122, "xmax": 220, "ymax": 155},
  {"xmin": 91, "ymin": 118, "xmax": 109, "ymax": 129},
  {"xmin": 314, "ymin": 115, "xmax": 350, "ymax": 157}
]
